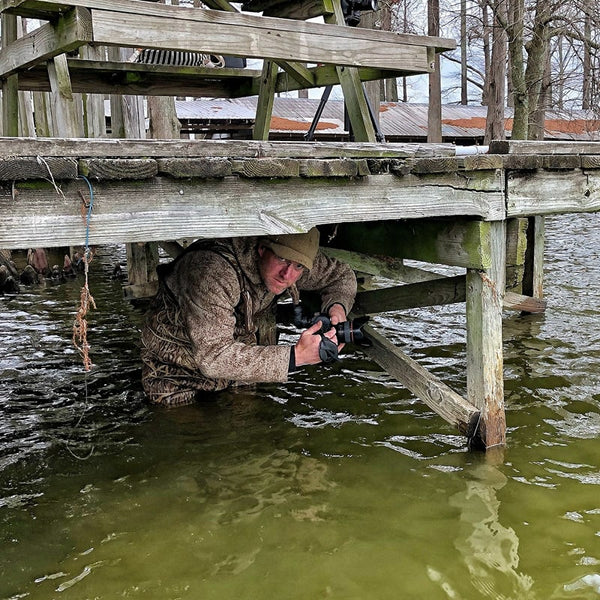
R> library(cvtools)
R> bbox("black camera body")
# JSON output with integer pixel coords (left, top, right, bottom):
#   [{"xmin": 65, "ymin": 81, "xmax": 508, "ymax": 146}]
[{"xmin": 292, "ymin": 305, "xmax": 371, "ymax": 347}]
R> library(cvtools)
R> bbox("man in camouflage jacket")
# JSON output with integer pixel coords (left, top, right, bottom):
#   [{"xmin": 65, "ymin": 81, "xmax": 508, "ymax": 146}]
[{"xmin": 141, "ymin": 228, "xmax": 357, "ymax": 406}]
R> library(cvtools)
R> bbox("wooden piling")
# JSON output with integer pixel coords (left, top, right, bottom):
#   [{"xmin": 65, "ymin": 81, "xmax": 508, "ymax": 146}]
[{"xmin": 465, "ymin": 221, "xmax": 506, "ymax": 448}]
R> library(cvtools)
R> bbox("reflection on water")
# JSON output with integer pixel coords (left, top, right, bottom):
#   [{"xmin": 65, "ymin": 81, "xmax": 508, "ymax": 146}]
[
  {"xmin": 1, "ymin": 214, "xmax": 599, "ymax": 599},
  {"xmin": 446, "ymin": 462, "xmax": 535, "ymax": 600}
]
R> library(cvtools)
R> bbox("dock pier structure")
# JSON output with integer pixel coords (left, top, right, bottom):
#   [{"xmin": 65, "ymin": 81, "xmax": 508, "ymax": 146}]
[
  {"xmin": 2, "ymin": 138, "xmax": 599, "ymax": 449},
  {"xmin": 1, "ymin": 0, "xmax": 599, "ymax": 449}
]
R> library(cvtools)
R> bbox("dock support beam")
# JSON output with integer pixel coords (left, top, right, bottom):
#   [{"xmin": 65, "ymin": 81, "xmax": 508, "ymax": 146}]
[
  {"xmin": 124, "ymin": 242, "xmax": 159, "ymax": 300},
  {"xmin": 466, "ymin": 220, "xmax": 506, "ymax": 448},
  {"xmin": 522, "ymin": 216, "xmax": 545, "ymax": 302}
]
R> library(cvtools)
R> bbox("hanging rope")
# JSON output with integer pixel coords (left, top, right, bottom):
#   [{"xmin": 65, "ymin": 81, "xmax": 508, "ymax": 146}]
[{"xmin": 72, "ymin": 175, "xmax": 96, "ymax": 371}]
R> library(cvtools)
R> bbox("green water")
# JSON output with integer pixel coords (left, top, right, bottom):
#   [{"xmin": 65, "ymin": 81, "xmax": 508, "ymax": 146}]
[{"xmin": 1, "ymin": 214, "xmax": 599, "ymax": 599}]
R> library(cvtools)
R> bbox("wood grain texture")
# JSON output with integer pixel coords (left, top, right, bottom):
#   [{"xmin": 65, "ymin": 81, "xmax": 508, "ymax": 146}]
[{"xmin": 0, "ymin": 174, "xmax": 504, "ymax": 248}]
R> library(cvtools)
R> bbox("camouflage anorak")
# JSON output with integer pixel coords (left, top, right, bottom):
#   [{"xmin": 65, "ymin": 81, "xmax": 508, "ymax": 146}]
[{"xmin": 141, "ymin": 236, "xmax": 356, "ymax": 406}]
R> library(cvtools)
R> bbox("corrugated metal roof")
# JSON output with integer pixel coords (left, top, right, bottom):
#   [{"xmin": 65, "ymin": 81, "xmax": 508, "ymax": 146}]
[{"xmin": 169, "ymin": 98, "xmax": 600, "ymax": 141}]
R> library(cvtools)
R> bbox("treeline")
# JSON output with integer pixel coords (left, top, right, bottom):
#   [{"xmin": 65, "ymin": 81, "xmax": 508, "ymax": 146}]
[{"xmin": 379, "ymin": 0, "xmax": 599, "ymax": 140}]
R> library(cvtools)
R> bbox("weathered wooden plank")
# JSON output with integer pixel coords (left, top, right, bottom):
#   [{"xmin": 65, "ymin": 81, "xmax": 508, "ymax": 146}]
[
  {"xmin": 1, "ymin": 0, "xmax": 455, "ymax": 53},
  {"xmin": 582, "ymin": 156, "xmax": 600, "ymax": 169},
  {"xmin": 0, "ymin": 175, "xmax": 505, "ymax": 249},
  {"xmin": 329, "ymin": 219, "xmax": 503, "ymax": 269},
  {"xmin": 231, "ymin": 158, "xmax": 300, "ymax": 177},
  {"xmin": 0, "ymin": 156, "xmax": 78, "ymax": 180},
  {"xmin": 18, "ymin": 59, "xmax": 259, "ymax": 97},
  {"xmin": 503, "ymin": 291, "xmax": 546, "ymax": 313},
  {"xmin": 465, "ymin": 220, "xmax": 506, "ymax": 448},
  {"xmin": 0, "ymin": 137, "xmax": 457, "ymax": 159},
  {"xmin": 0, "ymin": 6, "xmax": 92, "ymax": 79},
  {"xmin": 79, "ymin": 158, "xmax": 158, "ymax": 180},
  {"xmin": 352, "ymin": 273, "xmax": 545, "ymax": 315},
  {"xmin": 490, "ymin": 140, "xmax": 600, "ymax": 155},
  {"xmin": 269, "ymin": 65, "xmax": 412, "ymax": 96},
  {"xmin": 36, "ymin": 63, "xmax": 412, "ymax": 101},
  {"xmin": 126, "ymin": 241, "xmax": 159, "ymax": 289},
  {"xmin": 335, "ymin": 62, "xmax": 376, "ymax": 141},
  {"xmin": 263, "ymin": 0, "xmax": 335, "ymax": 20},
  {"xmin": 156, "ymin": 157, "xmax": 232, "ymax": 178},
  {"xmin": 361, "ymin": 324, "xmax": 482, "ymax": 440},
  {"xmin": 273, "ymin": 61, "xmax": 315, "ymax": 88},
  {"xmin": 505, "ymin": 217, "xmax": 527, "ymax": 292},
  {"xmin": 412, "ymin": 157, "xmax": 460, "ymax": 174},
  {"xmin": 321, "ymin": 247, "xmax": 441, "ymax": 282},
  {"xmin": 541, "ymin": 154, "xmax": 581, "ymax": 170},
  {"xmin": 501, "ymin": 154, "xmax": 544, "ymax": 170},
  {"xmin": 394, "ymin": 166, "xmax": 503, "ymax": 194},
  {"xmin": 461, "ymin": 154, "xmax": 504, "ymax": 171},
  {"xmin": 79, "ymin": 45, "xmax": 106, "ymax": 138},
  {"xmin": 85, "ymin": 3, "xmax": 443, "ymax": 72},
  {"xmin": 521, "ymin": 215, "xmax": 545, "ymax": 302},
  {"xmin": 299, "ymin": 159, "xmax": 362, "ymax": 178},
  {"xmin": 507, "ymin": 169, "xmax": 600, "ymax": 216},
  {"xmin": 352, "ymin": 275, "xmax": 466, "ymax": 315}
]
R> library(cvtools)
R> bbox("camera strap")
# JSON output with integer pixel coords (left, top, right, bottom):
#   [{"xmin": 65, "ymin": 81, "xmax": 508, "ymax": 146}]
[{"xmin": 318, "ymin": 335, "xmax": 339, "ymax": 364}]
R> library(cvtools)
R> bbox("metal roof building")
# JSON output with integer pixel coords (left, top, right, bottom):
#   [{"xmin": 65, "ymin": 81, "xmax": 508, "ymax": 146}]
[{"xmin": 172, "ymin": 97, "xmax": 600, "ymax": 143}]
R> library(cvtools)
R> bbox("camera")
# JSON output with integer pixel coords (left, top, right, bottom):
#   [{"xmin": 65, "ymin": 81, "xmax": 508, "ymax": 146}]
[
  {"xmin": 292, "ymin": 305, "xmax": 371, "ymax": 347},
  {"xmin": 341, "ymin": 0, "xmax": 378, "ymax": 26}
]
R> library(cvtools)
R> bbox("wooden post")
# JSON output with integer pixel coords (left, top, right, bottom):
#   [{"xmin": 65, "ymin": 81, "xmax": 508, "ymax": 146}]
[
  {"xmin": 1, "ymin": 13, "xmax": 19, "ymax": 137},
  {"xmin": 466, "ymin": 220, "xmax": 507, "ymax": 448},
  {"xmin": 107, "ymin": 47, "xmax": 145, "ymax": 138},
  {"xmin": 80, "ymin": 45, "xmax": 107, "ymax": 138},
  {"xmin": 32, "ymin": 91, "xmax": 53, "ymax": 136},
  {"xmin": 325, "ymin": 0, "xmax": 377, "ymax": 142},
  {"xmin": 522, "ymin": 215, "xmax": 545, "ymax": 301},
  {"xmin": 125, "ymin": 242, "xmax": 159, "ymax": 297},
  {"xmin": 427, "ymin": 0, "xmax": 442, "ymax": 143},
  {"xmin": 253, "ymin": 60, "xmax": 277, "ymax": 141},
  {"xmin": 104, "ymin": 46, "xmax": 156, "ymax": 297},
  {"xmin": 47, "ymin": 53, "xmax": 82, "ymax": 138},
  {"xmin": 18, "ymin": 90, "xmax": 35, "ymax": 136},
  {"xmin": 148, "ymin": 96, "xmax": 181, "ymax": 139}
]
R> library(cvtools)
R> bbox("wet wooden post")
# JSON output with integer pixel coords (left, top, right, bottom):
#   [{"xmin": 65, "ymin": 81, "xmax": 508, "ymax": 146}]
[
  {"xmin": 522, "ymin": 216, "xmax": 545, "ymax": 301},
  {"xmin": 126, "ymin": 242, "xmax": 160, "ymax": 296},
  {"xmin": 466, "ymin": 220, "xmax": 507, "ymax": 448}
]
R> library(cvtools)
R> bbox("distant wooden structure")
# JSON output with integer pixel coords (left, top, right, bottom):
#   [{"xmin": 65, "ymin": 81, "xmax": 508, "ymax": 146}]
[{"xmin": 1, "ymin": 0, "xmax": 598, "ymax": 451}]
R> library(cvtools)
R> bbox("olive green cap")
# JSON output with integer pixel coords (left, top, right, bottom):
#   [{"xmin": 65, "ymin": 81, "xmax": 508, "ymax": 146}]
[{"xmin": 260, "ymin": 227, "xmax": 320, "ymax": 270}]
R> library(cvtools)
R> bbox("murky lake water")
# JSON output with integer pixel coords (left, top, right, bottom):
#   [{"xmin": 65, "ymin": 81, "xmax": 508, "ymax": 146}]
[{"xmin": 1, "ymin": 213, "xmax": 599, "ymax": 599}]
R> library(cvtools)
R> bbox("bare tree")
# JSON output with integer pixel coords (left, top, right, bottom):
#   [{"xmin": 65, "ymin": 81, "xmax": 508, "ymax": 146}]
[{"xmin": 484, "ymin": 0, "xmax": 508, "ymax": 142}]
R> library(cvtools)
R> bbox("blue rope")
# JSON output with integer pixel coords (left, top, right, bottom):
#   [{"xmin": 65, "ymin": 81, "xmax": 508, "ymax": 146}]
[{"xmin": 78, "ymin": 175, "xmax": 94, "ymax": 259}]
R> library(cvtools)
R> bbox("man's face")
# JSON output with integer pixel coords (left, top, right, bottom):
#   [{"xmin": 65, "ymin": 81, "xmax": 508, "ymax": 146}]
[{"xmin": 258, "ymin": 246, "xmax": 305, "ymax": 295}]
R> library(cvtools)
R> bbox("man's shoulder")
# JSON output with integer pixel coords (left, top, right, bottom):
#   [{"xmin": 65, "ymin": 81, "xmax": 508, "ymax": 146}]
[{"xmin": 182, "ymin": 244, "xmax": 237, "ymax": 278}]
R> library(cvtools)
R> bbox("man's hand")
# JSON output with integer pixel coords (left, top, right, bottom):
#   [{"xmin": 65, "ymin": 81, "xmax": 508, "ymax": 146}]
[
  {"xmin": 294, "ymin": 320, "xmax": 340, "ymax": 366},
  {"xmin": 328, "ymin": 303, "xmax": 347, "ymax": 326}
]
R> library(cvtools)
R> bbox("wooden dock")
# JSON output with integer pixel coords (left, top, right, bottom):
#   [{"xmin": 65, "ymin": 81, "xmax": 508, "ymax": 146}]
[
  {"xmin": 1, "ymin": 0, "xmax": 599, "ymax": 450},
  {"xmin": 1, "ymin": 137, "xmax": 599, "ymax": 450}
]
